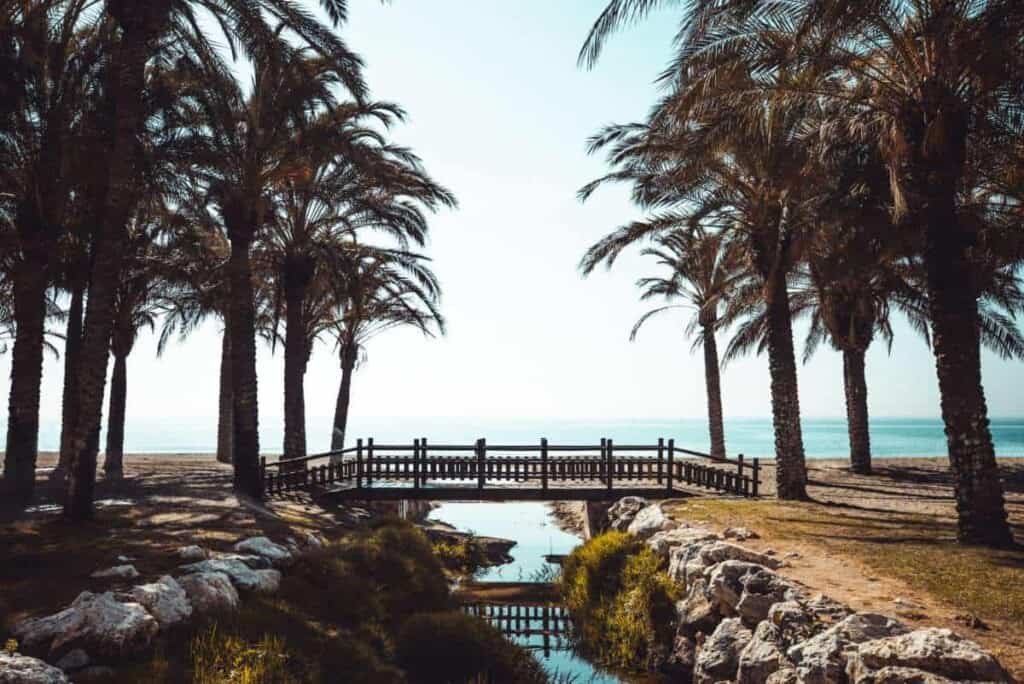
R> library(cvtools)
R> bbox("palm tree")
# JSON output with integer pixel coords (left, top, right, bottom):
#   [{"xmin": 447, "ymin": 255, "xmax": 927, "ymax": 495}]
[
  {"xmin": 580, "ymin": 89, "xmax": 816, "ymax": 500},
  {"xmin": 583, "ymin": 227, "xmax": 741, "ymax": 459},
  {"xmin": 1, "ymin": 0, "xmax": 103, "ymax": 506},
  {"xmin": 62, "ymin": 0, "xmax": 368, "ymax": 519},
  {"xmin": 326, "ymin": 249, "xmax": 445, "ymax": 451},
  {"xmin": 262, "ymin": 101, "xmax": 455, "ymax": 462}
]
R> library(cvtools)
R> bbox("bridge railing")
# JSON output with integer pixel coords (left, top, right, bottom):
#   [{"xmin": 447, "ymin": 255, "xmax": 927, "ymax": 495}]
[{"xmin": 261, "ymin": 438, "xmax": 760, "ymax": 498}]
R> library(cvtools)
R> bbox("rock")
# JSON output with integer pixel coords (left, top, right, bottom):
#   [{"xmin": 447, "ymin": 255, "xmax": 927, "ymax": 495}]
[
  {"xmin": 849, "ymin": 666, "xmax": 956, "ymax": 683},
  {"xmin": 627, "ymin": 503, "xmax": 677, "ymax": 539},
  {"xmin": 12, "ymin": 592, "xmax": 158, "ymax": 659},
  {"xmin": 606, "ymin": 496, "xmax": 647, "ymax": 531},
  {"xmin": 846, "ymin": 628, "xmax": 1009, "ymax": 683},
  {"xmin": 53, "ymin": 649, "xmax": 89, "ymax": 673},
  {"xmin": 175, "ymin": 545, "xmax": 208, "ymax": 561},
  {"xmin": 706, "ymin": 561, "xmax": 802, "ymax": 623},
  {"xmin": 669, "ymin": 541, "xmax": 783, "ymax": 587},
  {"xmin": 0, "ymin": 652, "xmax": 70, "ymax": 683},
  {"xmin": 666, "ymin": 635, "xmax": 697, "ymax": 680},
  {"xmin": 693, "ymin": 618, "xmax": 753, "ymax": 684},
  {"xmin": 127, "ymin": 576, "xmax": 192, "ymax": 629},
  {"xmin": 234, "ymin": 537, "xmax": 293, "ymax": 568},
  {"xmin": 724, "ymin": 526, "xmax": 760, "ymax": 541},
  {"xmin": 180, "ymin": 558, "xmax": 271, "ymax": 591},
  {"xmin": 787, "ymin": 613, "xmax": 910, "ymax": 684},
  {"xmin": 176, "ymin": 572, "xmax": 240, "ymax": 613},
  {"xmin": 115, "ymin": 555, "xmax": 134, "ymax": 563},
  {"xmin": 675, "ymin": 578, "xmax": 719, "ymax": 637},
  {"xmin": 952, "ymin": 613, "xmax": 988, "ymax": 631},
  {"xmin": 766, "ymin": 667, "xmax": 800, "ymax": 683},
  {"xmin": 738, "ymin": 622, "xmax": 791, "ymax": 684},
  {"xmin": 646, "ymin": 527, "xmax": 719, "ymax": 559},
  {"xmin": 89, "ymin": 564, "xmax": 139, "ymax": 580},
  {"xmin": 304, "ymin": 532, "xmax": 325, "ymax": 549},
  {"xmin": 784, "ymin": 551, "xmax": 801, "ymax": 560},
  {"xmin": 250, "ymin": 569, "xmax": 281, "ymax": 594},
  {"xmin": 212, "ymin": 553, "xmax": 272, "ymax": 569}
]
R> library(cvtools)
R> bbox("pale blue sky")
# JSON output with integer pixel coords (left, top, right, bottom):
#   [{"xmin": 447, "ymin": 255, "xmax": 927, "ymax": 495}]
[{"xmin": 5, "ymin": 1, "xmax": 1023, "ymax": 435}]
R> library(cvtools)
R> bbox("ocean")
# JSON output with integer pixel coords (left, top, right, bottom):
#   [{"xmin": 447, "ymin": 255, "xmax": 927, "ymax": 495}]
[{"xmin": 26, "ymin": 415, "xmax": 1024, "ymax": 459}]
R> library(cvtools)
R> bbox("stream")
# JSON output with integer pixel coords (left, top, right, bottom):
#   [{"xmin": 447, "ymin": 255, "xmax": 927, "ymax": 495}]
[{"xmin": 427, "ymin": 501, "xmax": 639, "ymax": 683}]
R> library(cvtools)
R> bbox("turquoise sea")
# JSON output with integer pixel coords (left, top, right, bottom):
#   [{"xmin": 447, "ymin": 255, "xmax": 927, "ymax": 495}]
[{"xmin": 28, "ymin": 415, "xmax": 1024, "ymax": 459}]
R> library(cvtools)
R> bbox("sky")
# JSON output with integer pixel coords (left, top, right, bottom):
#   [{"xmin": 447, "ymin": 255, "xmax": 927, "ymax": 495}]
[{"xmin": 3, "ymin": 1, "xmax": 1024, "ymax": 445}]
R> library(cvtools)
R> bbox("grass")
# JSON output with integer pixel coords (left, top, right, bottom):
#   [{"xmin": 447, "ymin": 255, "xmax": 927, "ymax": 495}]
[
  {"xmin": 663, "ymin": 498, "xmax": 1024, "ymax": 627},
  {"xmin": 558, "ymin": 532, "xmax": 679, "ymax": 672}
]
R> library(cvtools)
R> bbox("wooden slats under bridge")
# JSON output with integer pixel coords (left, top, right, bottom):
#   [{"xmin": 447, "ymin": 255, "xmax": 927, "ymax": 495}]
[{"xmin": 261, "ymin": 438, "xmax": 761, "ymax": 500}]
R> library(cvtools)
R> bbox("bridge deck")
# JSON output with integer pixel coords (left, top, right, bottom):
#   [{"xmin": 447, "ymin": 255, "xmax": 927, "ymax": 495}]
[{"xmin": 262, "ymin": 438, "xmax": 760, "ymax": 500}]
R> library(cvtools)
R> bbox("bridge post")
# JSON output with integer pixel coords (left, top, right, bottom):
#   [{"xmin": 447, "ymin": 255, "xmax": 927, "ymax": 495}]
[
  {"xmin": 667, "ymin": 439, "xmax": 675, "ymax": 494},
  {"xmin": 367, "ymin": 437, "xmax": 374, "ymax": 487},
  {"xmin": 737, "ymin": 453, "xmax": 745, "ymax": 495},
  {"xmin": 606, "ymin": 439, "xmax": 614, "ymax": 492},
  {"xmin": 413, "ymin": 438, "xmax": 421, "ymax": 489},
  {"xmin": 541, "ymin": 438, "xmax": 548, "ymax": 491},
  {"xmin": 656, "ymin": 438, "xmax": 664, "ymax": 484},
  {"xmin": 477, "ymin": 438, "xmax": 486, "ymax": 490},
  {"xmin": 356, "ymin": 438, "xmax": 364, "ymax": 490},
  {"xmin": 421, "ymin": 437, "xmax": 428, "ymax": 487},
  {"xmin": 600, "ymin": 438, "xmax": 607, "ymax": 484},
  {"xmin": 752, "ymin": 458, "xmax": 760, "ymax": 497}
]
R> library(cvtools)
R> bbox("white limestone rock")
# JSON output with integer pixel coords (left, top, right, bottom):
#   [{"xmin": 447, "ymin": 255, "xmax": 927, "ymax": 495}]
[
  {"xmin": 846, "ymin": 628, "xmax": 1010, "ymax": 683},
  {"xmin": 627, "ymin": 503, "xmax": 677, "ymax": 540},
  {"xmin": 175, "ymin": 545, "xmax": 208, "ymax": 561},
  {"xmin": 787, "ymin": 613, "xmax": 910, "ymax": 684},
  {"xmin": 212, "ymin": 553, "xmax": 272, "ymax": 569},
  {"xmin": 89, "ymin": 564, "xmax": 139, "ymax": 580},
  {"xmin": 233, "ymin": 537, "xmax": 293, "ymax": 568},
  {"xmin": 738, "ymin": 622, "xmax": 791, "ymax": 684},
  {"xmin": 606, "ymin": 496, "xmax": 647, "ymax": 532},
  {"xmin": 176, "ymin": 572, "xmax": 239, "ymax": 614},
  {"xmin": 693, "ymin": 617, "xmax": 753, "ymax": 684},
  {"xmin": 11, "ymin": 591, "xmax": 158, "ymax": 659},
  {"xmin": 724, "ymin": 526, "xmax": 760, "ymax": 541},
  {"xmin": 0, "ymin": 652, "xmax": 70, "ymax": 684},
  {"xmin": 706, "ymin": 561, "xmax": 803, "ymax": 623},
  {"xmin": 669, "ymin": 541, "xmax": 782, "ymax": 587},
  {"xmin": 646, "ymin": 526, "xmax": 719, "ymax": 559},
  {"xmin": 127, "ymin": 576, "xmax": 192, "ymax": 629}
]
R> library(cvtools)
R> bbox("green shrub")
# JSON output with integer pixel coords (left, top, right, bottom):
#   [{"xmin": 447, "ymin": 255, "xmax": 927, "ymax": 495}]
[
  {"xmin": 559, "ymin": 532, "xmax": 679, "ymax": 671},
  {"xmin": 395, "ymin": 612, "xmax": 546, "ymax": 684},
  {"xmin": 432, "ymin": 537, "xmax": 489, "ymax": 577}
]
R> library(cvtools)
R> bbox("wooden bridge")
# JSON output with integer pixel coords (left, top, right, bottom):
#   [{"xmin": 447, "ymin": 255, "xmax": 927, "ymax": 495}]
[
  {"xmin": 462, "ymin": 602, "xmax": 571, "ymax": 659},
  {"xmin": 261, "ymin": 438, "xmax": 760, "ymax": 500}
]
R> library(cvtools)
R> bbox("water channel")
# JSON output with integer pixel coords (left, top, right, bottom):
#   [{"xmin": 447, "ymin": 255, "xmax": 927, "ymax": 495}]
[{"xmin": 427, "ymin": 501, "xmax": 666, "ymax": 683}]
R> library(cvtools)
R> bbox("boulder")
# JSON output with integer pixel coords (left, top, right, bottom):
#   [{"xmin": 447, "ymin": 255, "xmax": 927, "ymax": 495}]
[
  {"xmin": 606, "ymin": 496, "xmax": 647, "ymax": 531},
  {"xmin": 0, "ymin": 652, "xmax": 70, "ymax": 684},
  {"xmin": 176, "ymin": 572, "xmax": 239, "ymax": 614},
  {"xmin": 627, "ymin": 503, "xmax": 677, "ymax": 539},
  {"xmin": 669, "ymin": 541, "xmax": 782, "ymax": 587},
  {"xmin": 175, "ymin": 545, "xmax": 208, "ymax": 561},
  {"xmin": 212, "ymin": 553, "xmax": 272, "ymax": 569},
  {"xmin": 127, "ymin": 576, "xmax": 192, "ymax": 629},
  {"xmin": 693, "ymin": 618, "xmax": 753, "ymax": 684},
  {"xmin": 12, "ymin": 592, "xmax": 158, "ymax": 659},
  {"xmin": 89, "ymin": 564, "xmax": 139, "ymax": 581},
  {"xmin": 179, "ymin": 557, "xmax": 273, "ymax": 592},
  {"xmin": 666, "ymin": 634, "xmax": 697, "ymax": 679},
  {"xmin": 53, "ymin": 649, "xmax": 89, "ymax": 673},
  {"xmin": 738, "ymin": 621, "xmax": 791, "ymax": 684},
  {"xmin": 304, "ymin": 532, "xmax": 325, "ymax": 549},
  {"xmin": 675, "ymin": 578, "xmax": 719, "ymax": 638},
  {"xmin": 766, "ymin": 667, "xmax": 800, "ymax": 683},
  {"xmin": 849, "ymin": 666, "xmax": 956, "ymax": 684},
  {"xmin": 233, "ymin": 537, "xmax": 293, "ymax": 568},
  {"xmin": 787, "ymin": 613, "xmax": 910, "ymax": 684},
  {"xmin": 724, "ymin": 526, "xmax": 760, "ymax": 541},
  {"xmin": 706, "ymin": 561, "xmax": 802, "ymax": 623},
  {"xmin": 846, "ymin": 628, "xmax": 1009, "ymax": 683},
  {"xmin": 646, "ymin": 527, "xmax": 719, "ymax": 559}
]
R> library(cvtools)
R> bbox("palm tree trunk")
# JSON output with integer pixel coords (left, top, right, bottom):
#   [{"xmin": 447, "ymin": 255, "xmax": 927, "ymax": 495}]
[
  {"xmin": 226, "ymin": 227, "xmax": 262, "ymax": 500},
  {"xmin": 925, "ymin": 193, "xmax": 1012, "ymax": 547},
  {"xmin": 63, "ymin": 11, "xmax": 163, "ymax": 521},
  {"xmin": 282, "ymin": 272, "xmax": 309, "ymax": 466},
  {"xmin": 842, "ymin": 348, "xmax": 871, "ymax": 475},
  {"xmin": 216, "ymin": 321, "xmax": 233, "ymax": 464},
  {"xmin": 331, "ymin": 343, "xmax": 358, "ymax": 451},
  {"xmin": 53, "ymin": 280, "xmax": 85, "ymax": 482},
  {"xmin": 103, "ymin": 351, "xmax": 128, "ymax": 479},
  {"xmin": 701, "ymin": 324, "xmax": 726, "ymax": 460},
  {"xmin": 765, "ymin": 273, "xmax": 808, "ymax": 500},
  {"xmin": 3, "ymin": 257, "xmax": 47, "ymax": 507}
]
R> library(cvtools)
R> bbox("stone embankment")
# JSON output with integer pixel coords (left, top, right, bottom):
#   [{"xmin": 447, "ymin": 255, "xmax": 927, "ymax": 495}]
[
  {"xmin": 604, "ymin": 496, "xmax": 1013, "ymax": 684},
  {"xmin": 1, "ymin": 532, "xmax": 326, "ymax": 683}
]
